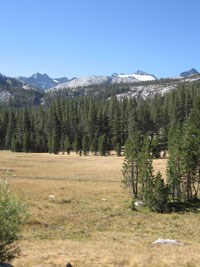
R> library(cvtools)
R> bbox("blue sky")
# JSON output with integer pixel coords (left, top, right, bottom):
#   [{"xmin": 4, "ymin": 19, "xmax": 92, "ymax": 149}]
[{"xmin": 1, "ymin": 0, "xmax": 200, "ymax": 78}]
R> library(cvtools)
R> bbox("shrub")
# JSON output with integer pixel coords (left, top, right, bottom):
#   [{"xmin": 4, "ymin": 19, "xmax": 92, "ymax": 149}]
[
  {"xmin": 0, "ymin": 178, "xmax": 28, "ymax": 262},
  {"xmin": 150, "ymin": 172, "xmax": 169, "ymax": 213}
]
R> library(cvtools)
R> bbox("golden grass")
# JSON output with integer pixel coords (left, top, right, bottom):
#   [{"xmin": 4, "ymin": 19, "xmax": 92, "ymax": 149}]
[{"xmin": 0, "ymin": 151, "xmax": 199, "ymax": 267}]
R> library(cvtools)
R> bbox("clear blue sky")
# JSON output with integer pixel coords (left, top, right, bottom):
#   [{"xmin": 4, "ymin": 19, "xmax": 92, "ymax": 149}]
[{"xmin": 1, "ymin": 0, "xmax": 200, "ymax": 78}]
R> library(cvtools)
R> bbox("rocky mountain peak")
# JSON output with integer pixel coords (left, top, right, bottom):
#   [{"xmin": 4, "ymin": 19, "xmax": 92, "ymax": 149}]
[{"xmin": 180, "ymin": 68, "xmax": 199, "ymax": 78}]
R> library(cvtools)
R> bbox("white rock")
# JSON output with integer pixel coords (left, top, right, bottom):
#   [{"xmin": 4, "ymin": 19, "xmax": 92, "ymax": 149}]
[
  {"xmin": 48, "ymin": 195, "xmax": 55, "ymax": 201},
  {"xmin": 134, "ymin": 201, "xmax": 144, "ymax": 207},
  {"xmin": 152, "ymin": 238, "xmax": 184, "ymax": 246}
]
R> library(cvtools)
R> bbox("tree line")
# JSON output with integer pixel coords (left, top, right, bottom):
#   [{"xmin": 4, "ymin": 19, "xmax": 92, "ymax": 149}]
[
  {"xmin": 0, "ymin": 80, "xmax": 200, "ymax": 213},
  {"xmin": 0, "ymin": 80, "xmax": 200, "ymax": 156}
]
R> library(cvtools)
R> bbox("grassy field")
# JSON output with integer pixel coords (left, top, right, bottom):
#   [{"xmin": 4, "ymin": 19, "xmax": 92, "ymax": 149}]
[{"xmin": 0, "ymin": 151, "xmax": 200, "ymax": 267}]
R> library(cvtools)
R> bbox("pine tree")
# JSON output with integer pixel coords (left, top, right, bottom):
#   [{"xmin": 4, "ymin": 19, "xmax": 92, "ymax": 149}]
[
  {"xmin": 167, "ymin": 125, "xmax": 183, "ymax": 202},
  {"xmin": 82, "ymin": 135, "xmax": 90, "ymax": 156},
  {"xmin": 180, "ymin": 99, "xmax": 200, "ymax": 200},
  {"xmin": 12, "ymin": 135, "xmax": 23, "ymax": 152},
  {"xmin": 127, "ymin": 98, "xmax": 139, "ymax": 137},
  {"xmin": 90, "ymin": 136, "xmax": 98, "ymax": 155},
  {"xmin": 151, "ymin": 171, "xmax": 169, "ymax": 213},
  {"xmin": 121, "ymin": 132, "xmax": 141, "ymax": 198},
  {"xmin": 98, "ymin": 134, "xmax": 108, "ymax": 156},
  {"xmin": 64, "ymin": 135, "xmax": 71, "ymax": 155},
  {"xmin": 115, "ymin": 142, "xmax": 122, "ymax": 156},
  {"xmin": 151, "ymin": 135, "xmax": 161, "ymax": 159},
  {"xmin": 87, "ymin": 99, "xmax": 97, "ymax": 144},
  {"xmin": 60, "ymin": 133, "xmax": 65, "ymax": 154},
  {"xmin": 138, "ymin": 136, "xmax": 154, "ymax": 206},
  {"xmin": 5, "ymin": 111, "xmax": 15, "ymax": 149},
  {"xmin": 48, "ymin": 134, "xmax": 53, "ymax": 154},
  {"xmin": 73, "ymin": 133, "xmax": 82, "ymax": 154},
  {"xmin": 51, "ymin": 127, "xmax": 60, "ymax": 154},
  {"xmin": 181, "ymin": 124, "xmax": 197, "ymax": 201},
  {"xmin": 23, "ymin": 130, "xmax": 30, "ymax": 152}
]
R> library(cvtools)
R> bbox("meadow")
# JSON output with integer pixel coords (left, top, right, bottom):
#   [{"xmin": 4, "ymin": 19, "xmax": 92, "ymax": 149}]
[{"xmin": 0, "ymin": 151, "xmax": 200, "ymax": 267}]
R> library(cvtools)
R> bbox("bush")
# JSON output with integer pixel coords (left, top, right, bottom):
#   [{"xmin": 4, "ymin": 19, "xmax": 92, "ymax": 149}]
[
  {"xmin": 150, "ymin": 172, "xmax": 169, "ymax": 213},
  {"xmin": 0, "ymin": 178, "xmax": 28, "ymax": 262}
]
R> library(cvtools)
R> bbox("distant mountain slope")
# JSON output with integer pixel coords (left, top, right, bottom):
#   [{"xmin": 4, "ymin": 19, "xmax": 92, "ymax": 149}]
[
  {"xmin": 47, "ymin": 73, "xmax": 200, "ymax": 101},
  {"xmin": 180, "ymin": 68, "xmax": 199, "ymax": 78},
  {"xmin": 1, "ymin": 68, "xmax": 200, "ymax": 106},
  {"xmin": 0, "ymin": 73, "xmax": 24, "ymax": 89},
  {"xmin": 50, "ymin": 75, "xmax": 110, "ymax": 90},
  {"xmin": 0, "ymin": 73, "xmax": 35, "ymax": 91},
  {"xmin": 49, "ymin": 70, "xmax": 157, "ymax": 91},
  {"xmin": 17, "ymin": 73, "xmax": 72, "ymax": 90},
  {"xmin": 115, "ymin": 70, "xmax": 157, "ymax": 82},
  {"xmin": 0, "ymin": 73, "xmax": 44, "ymax": 105}
]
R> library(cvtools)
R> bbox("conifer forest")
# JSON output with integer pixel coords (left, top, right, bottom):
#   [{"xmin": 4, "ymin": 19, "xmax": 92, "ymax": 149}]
[{"xmin": 1, "ymin": 80, "xmax": 200, "ymax": 209}]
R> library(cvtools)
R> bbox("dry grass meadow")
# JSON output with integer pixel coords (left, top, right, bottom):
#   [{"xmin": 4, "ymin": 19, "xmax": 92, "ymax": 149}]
[{"xmin": 0, "ymin": 151, "xmax": 200, "ymax": 267}]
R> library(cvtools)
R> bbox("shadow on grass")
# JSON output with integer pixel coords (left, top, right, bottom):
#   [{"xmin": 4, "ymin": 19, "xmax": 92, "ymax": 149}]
[{"xmin": 168, "ymin": 199, "xmax": 200, "ymax": 213}]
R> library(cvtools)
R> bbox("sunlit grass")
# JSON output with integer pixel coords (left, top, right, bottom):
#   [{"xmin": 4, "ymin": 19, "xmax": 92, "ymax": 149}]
[{"xmin": 0, "ymin": 151, "xmax": 199, "ymax": 266}]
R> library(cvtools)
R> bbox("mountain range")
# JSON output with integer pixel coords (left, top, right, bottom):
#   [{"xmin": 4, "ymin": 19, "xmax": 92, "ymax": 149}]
[
  {"xmin": 16, "ymin": 71, "xmax": 157, "ymax": 91},
  {"xmin": 17, "ymin": 73, "xmax": 76, "ymax": 90},
  {"xmin": 50, "ymin": 71, "xmax": 157, "ymax": 91},
  {"xmin": 16, "ymin": 69, "xmax": 199, "ymax": 91},
  {"xmin": 0, "ymin": 68, "xmax": 199, "ymax": 105}
]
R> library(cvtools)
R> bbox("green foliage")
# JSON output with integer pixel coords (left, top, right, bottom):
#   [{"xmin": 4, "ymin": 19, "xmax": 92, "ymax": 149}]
[
  {"xmin": 98, "ymin": 134, "xmax": 108, "ymax": 156},
  {"xmin": 1, "ymin": 76, "xmax": 200, "ymax": 212},
  {"xmin": 115, "ymin": 142, "xmax": 122, "ymax": 156},
  {"xmin": 0, "ymin": 178, "xmax": 28, "ymax": 262},
  {"xmin": 123, "ymin": 135, "xmax": 168, "ymax": 213},
  {"xmin": 167, "ymin": 124, "xmax": 183, "ymax": 201},
  {"xmin": 73, "ymin": 133, "xmax": 82, "ymax": 154},
  {"xmin": 82, "ymin": 135, "xmax": 89, "ymax": 156},
  {"xmin": 50, "ymin": 128, "xmax": 60, "ymax": 154},
  {"xmin": 151, "ymin": 135, "xmax": 161, "ymax": 159},
  {"xmin": 64, "ymin": 135, "xmax": 71, "ymax": 155},
  {"xmin": 23, "ymin": 130, "xmax": 31, "ymax": 152},
  {"xmin": 122, "ymin": 132, "xmax": 141, "ymax": 198},
  {"xmin": 138, "ymin": 136, "xmax": 154, "ymax": 204},
  {"xmin": 90, "ymin": 136, "xmax": 98, "ymax": 155},
  {"xmin": 167, "ymin": 98, "xmax": 200, "ymax": 202},
  {"xmin": 0, "ymin": 79, "xmax": 200, "ymax": 158},
  {"xmin": 150, "ymin": 172, "xmax": 169, "ymax": 213}
]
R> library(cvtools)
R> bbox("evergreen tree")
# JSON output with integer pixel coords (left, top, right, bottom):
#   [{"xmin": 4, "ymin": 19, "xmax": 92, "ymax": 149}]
[
  {"xmin": 51, "ymin": 127, "xmax": 60, "ymax": 154},
  {"xmin": 73, "ymin": 133, "xmax": 82, "ymax": 154},
  {"xmin": 23, "ymin": 130, "xmax": 30, "ymax": 152},
  {"xmin": 180, "ymin": 98, "xmax": 200, "ymax": 200},
  {"xmin": 167, "ymin": 125, "xmax": 183, "ymax": 202},
  {"xmin": 151, "ymin": 171, "xmax": 169, "ymax": 213},
  {"xmin": 138, "ymin": 136, "xmax": 154, "ymax": 205},
  {"xmin": 90, "ymin": 136, "xmax": 98, "ymax": 155},
  {"xmin": 82, "ymin": 135, "xmax": 90, "ymax": 156},
  {"xmin": 5, "ymin": 111, "xmax": 15, "ymax": 149},
  {"xmin": 12, "ymin": 135, "xmax": 23, "ymax": 152},
  {"xmin": 127, "ymin": 98, "xmax": 139, "ymax": 137},
  {"xmin": 122, "ymin": 132, "xmax": 141, "ymax": 198},
  {"xmin": 86, "ymin": 99, "xmax": 97, "ymax": 144},
  {"xmin": 115, "ymin": 142, "xmax": 122, "ymax": 156},
  {"xmin": 98, "ymin": 134, "xmax": 108, "ymax": 156},
  {"xmin": 64, "ymin": 135, "xmax": 71, "ymax": 155},
  {"xmin": 151, "ymin": 135, "xmax": 161, "ymax": 159},
  {"xmin": 60, "ymin": 133, "xmax": 65, "ymax": 154}
]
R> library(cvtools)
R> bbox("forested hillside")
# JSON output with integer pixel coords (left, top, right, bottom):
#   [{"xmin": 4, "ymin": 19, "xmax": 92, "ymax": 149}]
[{"xmin": 0, "ymin": 73, "xmax": 44, "ymax": 107}]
